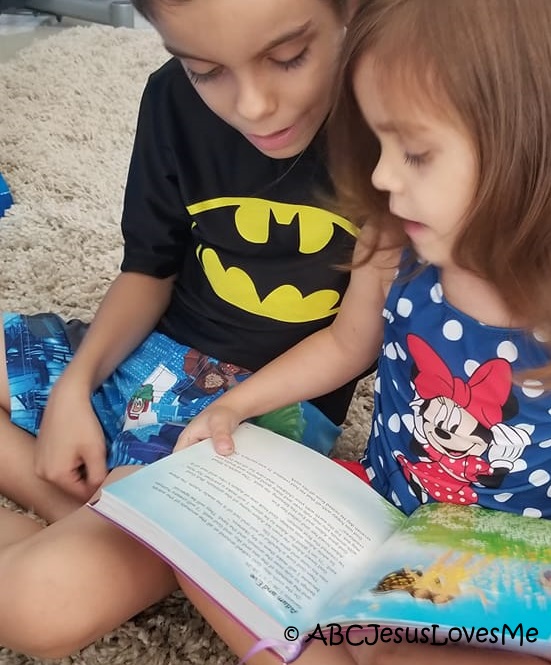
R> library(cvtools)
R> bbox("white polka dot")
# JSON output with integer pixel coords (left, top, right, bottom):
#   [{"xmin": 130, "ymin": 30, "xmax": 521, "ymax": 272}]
[
  {"xmin": 497, "ymin": 340, "xmax": 518, "ymax": 362},
  {"xmin": 388, "ymin": 413, "xmax": 401, "ymax": 433},
  {"xmin": 534, "ymin": 329, "xmax": 549, "ymax": 343},
  {"xmin": 447, "ymin": 494, "xmax": 453, "ymax": 500},
  {"xmin": 522, "ymin": 380, "xmax": 545, "ymax": 398},
  {"xmin": 408, "ymin": 485, "xmax": 416, "ymax": 497},
  {"xmin": 382, "ymin": 308, "xmax": 395, "ymax": 324},
  {"xmin": 430, "ymin": 282, "xmax": 443, "ymax": 303},
  {"xmin": 494, "ymin": 493, "xmax": 513, "ymax": 502},
  {"xmin": 517, "ymin": 423, "xmax": 535, "ymax": 436},
  {"xmin": 397, "ymin": 298, "xmax": 413, "ymax": 317},
  {"xmin": 402, "ymin": 414, "xmax": 414, "ymax": 433},
  {"xmin": 392, "ymin": 380, "xmax": 399, "ymax": 391},
  {"xmin": 546, "ymin": 485, "xmax": 551, "ymax": 498},
  {"xmin": 539, "ymin": 439, "xmax": 551, "ymax": 449},
  {"xmin": 435, "ymin": 491, "xmax": 441, "ymax": 497},
  {"xmin": 523, "ymin": 507, "xmax": 542, "ymax": 518},
  {"xmin": 373, "ymin": 421, "xmax": 379, "ymax": 437},
  {"xmin": 513, "ymin": 459, "xmax": 527, "ymax": 472},
  {"xmin": 375, "ymin": 376, "xmax": 381, "ymax": 394},
  {"xmin": 529, "ymin": 469, "xmax": 550, "ymax": 487},
  {"xmin": 378, "ymin": 413, "xmax": 383, "ymax": 425},
  {"xmin": 464, "ymin": 359, "xmax": 480, "ymax": 376},
  {"xmin": 378, "ymin": 455, "xmax": 385, "ymax": 468},
  {"xmin": 385, "ymin": 343, "xmax": 398, "ymax": 360},
  {"xmin": 395, "ymin": 343, "xmax": 407, "ymax": 361},
  {"xmin": 391, "ymin": 491, "xmax": 401, "ymax": 506},
  {"xmin": 443, "ymin": 320, "xmax": 463, "ymax": 341}
]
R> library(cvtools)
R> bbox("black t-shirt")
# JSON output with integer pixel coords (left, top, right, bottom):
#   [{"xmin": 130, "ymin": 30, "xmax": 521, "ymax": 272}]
[{"xmin": 121, "ymin": 58, "xmax": 360, "ymax": 424}]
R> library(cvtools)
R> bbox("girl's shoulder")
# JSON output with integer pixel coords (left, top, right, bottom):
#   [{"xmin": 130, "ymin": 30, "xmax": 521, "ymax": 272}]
[{"xmin": 353, "ymin": 225, "xmax": 404, "ymax": 292}]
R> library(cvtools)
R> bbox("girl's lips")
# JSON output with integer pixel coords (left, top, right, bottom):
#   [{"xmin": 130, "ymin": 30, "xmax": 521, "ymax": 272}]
[
  {"xmin": 246, "ymin": 125, "xmax": 296, "ymax": 152},
  {"xmin": 403, "ymin": 219, "xmax": 427, "ymax": 236}
]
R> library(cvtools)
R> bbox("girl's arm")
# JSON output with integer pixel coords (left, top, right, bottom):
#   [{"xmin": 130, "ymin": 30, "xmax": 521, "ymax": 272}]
[{"xmin": 177, "ymin": 231, "xmax": 398, "ymax": 453}]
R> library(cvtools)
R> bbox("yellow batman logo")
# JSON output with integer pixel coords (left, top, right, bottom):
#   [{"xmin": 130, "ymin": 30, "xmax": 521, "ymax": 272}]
[{"xmin": 187, "ymin": 197, "xmax": 357, "ymax": 323}]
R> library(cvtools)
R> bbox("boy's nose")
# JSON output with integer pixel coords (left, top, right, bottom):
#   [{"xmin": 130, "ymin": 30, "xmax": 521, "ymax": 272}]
[{"xmin": 235, "ymin": 76, "xmax": 276, "ymax": 122}]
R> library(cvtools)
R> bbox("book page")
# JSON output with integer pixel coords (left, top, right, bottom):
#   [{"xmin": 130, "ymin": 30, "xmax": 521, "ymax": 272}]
[
  {"xmin": 93, "ymin": 423, "xmax": 404, "ymax": 632},
  {"xmin": 317, "ymin": 502, "xmax": 551, "ymax": 655}
]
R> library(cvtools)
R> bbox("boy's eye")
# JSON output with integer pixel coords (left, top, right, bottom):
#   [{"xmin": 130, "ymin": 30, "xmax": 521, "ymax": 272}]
[
  {"xmin": 271, "ymin": 46, "xmax": 309, "ymax": 71},
  {"xmin": 183, "ymin": 63, "xmax": 223, "ymax": 85},
  {"xmin": 404, "ymin": 151, "xmax": 430, "ymax": 167}
]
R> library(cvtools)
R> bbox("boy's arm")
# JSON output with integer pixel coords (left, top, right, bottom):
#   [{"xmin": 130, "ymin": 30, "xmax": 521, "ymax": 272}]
[
  {"xmin": 35, "ymin": 271, "xmax": 174, "ymax": 499},
  {"xmin": 178, "ymin": 232, "xmax": 398, "ymax": 454}
]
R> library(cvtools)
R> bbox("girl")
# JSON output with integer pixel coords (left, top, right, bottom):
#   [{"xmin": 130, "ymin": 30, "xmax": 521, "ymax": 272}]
[
  {"xmin": 178, "ymin": 0, "xmax": 551, "ymax": 663},
  {"xmin": 0, "ymin": 0, "xmax": 363, "ymax": 658}
]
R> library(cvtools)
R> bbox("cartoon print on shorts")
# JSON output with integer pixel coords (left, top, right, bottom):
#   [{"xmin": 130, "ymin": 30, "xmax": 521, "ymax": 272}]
[
  {"xmin": 174, "ymin": 348, "xmax": 249, "ymax": 402},
  {"xmin": 395, "ymin": 334, "xmax": 531, "ymax": 506},
  {"xmin": 124, "ymin": 350, "xmax": 250, "ymax": 430}
]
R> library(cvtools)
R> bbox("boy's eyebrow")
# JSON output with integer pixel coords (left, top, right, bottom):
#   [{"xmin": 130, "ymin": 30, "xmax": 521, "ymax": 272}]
[{"xmin": 164, "ymin": 20, "xmax": 313, "ymax": 63}]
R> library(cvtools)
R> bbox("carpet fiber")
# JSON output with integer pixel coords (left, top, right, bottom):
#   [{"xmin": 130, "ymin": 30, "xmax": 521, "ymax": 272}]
[{"xmin": 0, "ymin": 24, "xmax": 373, "ymax": 665}]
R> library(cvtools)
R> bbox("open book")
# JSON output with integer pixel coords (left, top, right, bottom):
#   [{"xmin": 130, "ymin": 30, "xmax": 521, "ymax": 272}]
[{"xmin": 89, "ymin": 423, "xmax": 551, "ymax": 661}]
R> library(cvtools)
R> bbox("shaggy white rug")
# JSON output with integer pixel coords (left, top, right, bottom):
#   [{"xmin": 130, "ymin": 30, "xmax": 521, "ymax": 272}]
[{"xmin": 0, "ymin": 24, "xmax": 373, "ymax": 665}]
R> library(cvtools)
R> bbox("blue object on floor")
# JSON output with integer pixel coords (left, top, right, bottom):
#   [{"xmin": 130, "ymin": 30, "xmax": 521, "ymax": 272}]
[{"xmin": 0, "ymin": 172, "xmax": 13, "ymax": 218}]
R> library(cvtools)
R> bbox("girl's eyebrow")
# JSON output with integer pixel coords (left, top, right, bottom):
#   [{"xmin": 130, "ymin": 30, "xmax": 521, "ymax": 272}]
[{"xmin": 164, "ymin": 20, "xmax": 313, "ymax": 63}]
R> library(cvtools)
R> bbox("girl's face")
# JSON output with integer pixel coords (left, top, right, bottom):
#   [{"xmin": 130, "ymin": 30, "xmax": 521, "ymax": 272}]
[
  {"xmin": 153, "ymin": 0, "xmax": 345, "ymax": 158},
  {"xmin": 354, "ymin": 54, "xmax": 478, "ymax": 269}
]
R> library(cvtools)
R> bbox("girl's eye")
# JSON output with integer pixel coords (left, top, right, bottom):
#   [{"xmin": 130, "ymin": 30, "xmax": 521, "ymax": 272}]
[
  {"xmin": 184, "ymin": 65, "xmax": 223, "ymax": 85},
  {"xmin": 272, "ymin": 47, "xmax": 309, "ymax": 71},
  {"xmin": 404, "ymin": 151, "xmax": 430, "ymax": 167}
]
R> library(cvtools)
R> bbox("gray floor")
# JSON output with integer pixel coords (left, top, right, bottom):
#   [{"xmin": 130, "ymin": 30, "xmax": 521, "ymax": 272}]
[{"xmin": 0, "ymin": 9, "xmax": 149, "ymax": 62}]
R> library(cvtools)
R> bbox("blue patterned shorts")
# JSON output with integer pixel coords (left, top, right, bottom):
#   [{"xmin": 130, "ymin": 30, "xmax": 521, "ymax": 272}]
[{"xmin": 4, "ymin": 312, "xmax": 340, "ymax": 468}]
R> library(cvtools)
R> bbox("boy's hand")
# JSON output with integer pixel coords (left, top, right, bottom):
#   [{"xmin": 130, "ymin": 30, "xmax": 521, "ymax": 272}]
[
  {"xmin": 34, "ymin": 380, "xmax": 107, "ymax": 501},
  {"xmin": 175, "ymin": 405, "xmax": 243, "ymax": 455}
]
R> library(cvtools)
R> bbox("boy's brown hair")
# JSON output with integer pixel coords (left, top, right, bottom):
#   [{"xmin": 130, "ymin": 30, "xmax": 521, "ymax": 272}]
[
  {"xmin": 132, "ymin": 0, "xmax": 348, "ymax": 24},
  {"xmin": 330, "ymin": 0, "xmax": 551, "ymax": 359}
]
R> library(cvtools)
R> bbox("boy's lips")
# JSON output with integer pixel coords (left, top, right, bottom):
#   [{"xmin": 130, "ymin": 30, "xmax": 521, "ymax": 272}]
[{"xmin": 246, "ymin": 125, "xmax": 296, "ymax": 152}]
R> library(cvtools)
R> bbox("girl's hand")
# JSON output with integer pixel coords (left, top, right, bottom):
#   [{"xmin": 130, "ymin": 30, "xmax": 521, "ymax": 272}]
[{"xmin": 175, "ymin": 405, "xmax": 244, "ymax": 455}]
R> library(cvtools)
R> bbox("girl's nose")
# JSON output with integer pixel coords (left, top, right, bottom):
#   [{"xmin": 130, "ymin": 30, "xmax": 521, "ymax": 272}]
[{"xmin": 371, "ymin": 154, "xmax": 401, "ymax": 193}]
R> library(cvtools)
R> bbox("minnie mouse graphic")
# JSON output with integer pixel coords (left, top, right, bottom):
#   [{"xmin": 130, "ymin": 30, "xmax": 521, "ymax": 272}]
[{"xmin": 395, "ymin": 334, "xmax": 531, "ymax": 506}]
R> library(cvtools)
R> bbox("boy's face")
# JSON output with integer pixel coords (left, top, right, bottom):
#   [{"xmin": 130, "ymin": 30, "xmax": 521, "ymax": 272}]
[
  {"xmin": 354, "ymin": 55, "xmax": 478, "ymax": 269},
  {"xmin": 153, "ymin": 0, "xmax": 345, "ymax": 158}
]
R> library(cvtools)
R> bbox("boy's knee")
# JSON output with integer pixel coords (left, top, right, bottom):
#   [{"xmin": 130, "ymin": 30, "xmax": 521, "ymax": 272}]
[{"xmin": 0, "ymin": 543, "xmax": 100, "ymax": 658}]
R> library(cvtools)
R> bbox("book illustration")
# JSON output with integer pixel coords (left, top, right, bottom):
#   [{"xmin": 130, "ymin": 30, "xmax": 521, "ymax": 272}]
[
  {"xmin": 253, "ymin": 403, "xmax": 306, "ymax": 444},
  {"xmin": 321, "ymin": 502, "xmax": 551, "ymax": 642},
  {"xmin": 371, "ymin": 550, "xmax": 492, "ymax": 606}
]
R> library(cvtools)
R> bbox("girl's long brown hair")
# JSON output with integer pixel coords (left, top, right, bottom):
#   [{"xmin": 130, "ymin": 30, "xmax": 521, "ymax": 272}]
[{"xmin": 329, "ymin": 0, "xmax": 551, "ymax": 382}]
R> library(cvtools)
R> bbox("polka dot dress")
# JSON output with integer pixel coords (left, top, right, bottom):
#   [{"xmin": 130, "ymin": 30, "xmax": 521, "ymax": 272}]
[{"xmin": 362, "ymin": 258, "xmax": 551, "ymax": 518}]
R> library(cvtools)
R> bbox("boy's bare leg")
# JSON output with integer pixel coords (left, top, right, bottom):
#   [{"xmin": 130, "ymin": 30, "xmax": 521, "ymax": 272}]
[
  {"xmin": 0, "ymin": 409, "xmax": 81, "ymax": 521},
  {"xmin": 0, "ymin": 508, "xmax": 43, "ymax": 546},
  {"xmin": 0, "ymin": 465, "xmax": 178, "ymax": 658},
  {"xmin": 0, "ymin": 331, "xmax": 79, "ymax": 522},
  {"xmin": 0, "ymin": 333, "xmax": 178, "ymax": 659}
]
